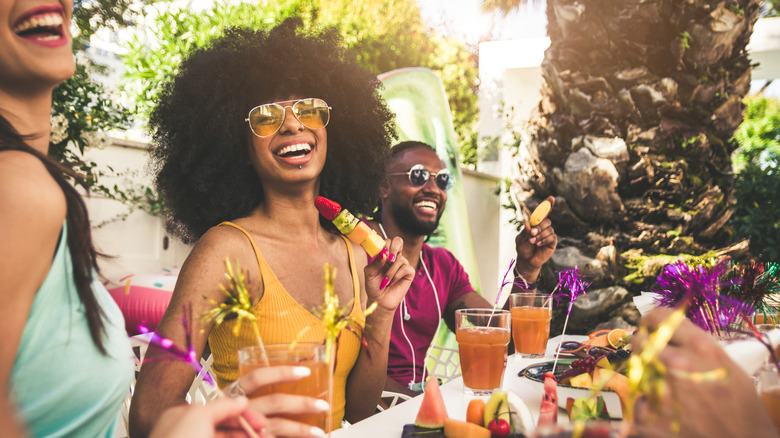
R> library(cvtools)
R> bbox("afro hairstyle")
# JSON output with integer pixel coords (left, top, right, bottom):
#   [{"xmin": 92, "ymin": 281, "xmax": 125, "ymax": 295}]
[{"xmin": 149, "ymin": 17, "xmax": 396, "ymax": 243}]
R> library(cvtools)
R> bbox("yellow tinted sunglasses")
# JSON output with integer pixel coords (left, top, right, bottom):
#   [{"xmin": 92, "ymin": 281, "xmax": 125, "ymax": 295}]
[{"xmin": 245, "ymin": 98, "xmax": 331, "ymax": 137}]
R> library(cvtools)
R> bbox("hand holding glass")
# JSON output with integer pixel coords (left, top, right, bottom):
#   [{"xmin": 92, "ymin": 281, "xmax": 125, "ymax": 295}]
[{"xmin": 237, "ymin": 343, "xmax": 328, "ymax": 430}]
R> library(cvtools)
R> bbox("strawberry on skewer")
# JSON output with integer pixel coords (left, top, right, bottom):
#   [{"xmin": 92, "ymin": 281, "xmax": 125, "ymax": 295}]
[{"xmin": 315, "ymin": 196, "xmax": 386, "ymax": 257}]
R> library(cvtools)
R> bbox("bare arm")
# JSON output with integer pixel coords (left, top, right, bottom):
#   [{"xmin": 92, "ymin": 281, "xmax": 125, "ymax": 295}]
[
  {"xmin": 344, "ymin": 237, "xmax": 414, "ymax": 423},
  {"xmin": 0, "ymin": 152, "xmax": 66, "ymax": 438},
  {"xmin": 442, "ymin": 292, "xmax": 492, "ymax": 333}
]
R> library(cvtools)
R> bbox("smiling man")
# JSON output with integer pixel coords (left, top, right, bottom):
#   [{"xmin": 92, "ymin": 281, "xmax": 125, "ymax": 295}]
[{"xmin": 369, "ymin": 141, "xmax": 558, "ymax": 397}]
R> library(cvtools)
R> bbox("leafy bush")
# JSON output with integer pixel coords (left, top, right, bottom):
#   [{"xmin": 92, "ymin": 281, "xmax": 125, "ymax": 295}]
[
  {"xmin": 731, "ymin": 162, "xmax": 780, "ymax": 261},
  {"xmin": 730, "ymin": 96, "xmax": 780, "ymax": 261},
  {"xmin": 121, "ymin": 0, "xmax": 480, "ymax": 166}
]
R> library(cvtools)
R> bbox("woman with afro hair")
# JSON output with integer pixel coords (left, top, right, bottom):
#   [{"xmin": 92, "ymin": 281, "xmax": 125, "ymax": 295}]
[{"xmin": 129, "ymin": 17, "xmax": 414, "ymax": 437}]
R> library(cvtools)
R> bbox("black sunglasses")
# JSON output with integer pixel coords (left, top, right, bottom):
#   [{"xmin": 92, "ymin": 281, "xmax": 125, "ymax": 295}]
[{"xmin": 388, "ymin": 164, "xmax": 454, "ymax": 191}]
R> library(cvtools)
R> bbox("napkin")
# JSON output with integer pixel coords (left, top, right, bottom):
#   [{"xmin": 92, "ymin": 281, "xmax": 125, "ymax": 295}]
[
  {"xmin": 721, "ymin": 328, "xmax": 780, "ymax": 376},
  {"xmin": 633, "ymin": 292, "xmax": 661, "ymax": 316}
]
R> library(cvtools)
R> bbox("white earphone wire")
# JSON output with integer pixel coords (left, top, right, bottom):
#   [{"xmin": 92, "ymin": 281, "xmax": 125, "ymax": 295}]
[{"xmin": 377, "ymin": 223, "xmax": 442, "ymax": 390}]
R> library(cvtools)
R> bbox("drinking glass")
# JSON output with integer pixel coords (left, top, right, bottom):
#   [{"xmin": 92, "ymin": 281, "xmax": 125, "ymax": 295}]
[
  {"xmin": 238, "ymin": 343, "xmax": 328, "ymax": 430},
  {"xmin": 758, "ymin": 362, "xmax": 780, "ymax": 433},
  {"xmin": 509, "ymin": 293, "xmax": 553, "ymax": 358},
  {"xmin": 455, "ymin": 308, "xmax": 511, "ymax": 396}
]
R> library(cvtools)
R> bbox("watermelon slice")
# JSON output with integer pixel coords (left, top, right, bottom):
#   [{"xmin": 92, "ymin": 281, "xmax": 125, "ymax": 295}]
[
  {"xmin": 414, "ymin": 378, "xmax": 448, "ymax": 429},
  {"xmin": 538, "ymin": 372, "xmax": 558, "ymax": 426}
]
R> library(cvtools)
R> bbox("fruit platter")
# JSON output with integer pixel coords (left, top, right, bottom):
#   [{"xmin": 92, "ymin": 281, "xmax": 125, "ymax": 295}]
[{"xmin": 519, "ymin": 359, "xmax": 623, "ymax": 420}]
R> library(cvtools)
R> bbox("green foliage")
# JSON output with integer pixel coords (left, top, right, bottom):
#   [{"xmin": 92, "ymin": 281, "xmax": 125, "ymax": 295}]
[
  {"xmin": 730, "ymin": 95, "xmax": 780, "ymax": 261},
  {"xmin": 49, "ymin": 1, "xmax": 162, "ymax": 222},
  {"xmin": 763, "ymin": 0, "xmax": 780, "ymax": 16},
  {"xmin": 732, "ymin": 96, "xmax": 780, "ymax": 172},
  {"xmin": 121, "ymin": 0, "xmax": 480, "ymax": 166},
  {"xmin": 730, "ymin": 162, "xmax": 780, "ymax": 261},
  {"xmin": 678, "ymin": 31, "xmax": 691, "ymax": 53}
]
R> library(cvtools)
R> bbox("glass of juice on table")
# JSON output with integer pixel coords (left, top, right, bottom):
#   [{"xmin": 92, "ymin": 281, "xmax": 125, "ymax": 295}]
[
  {"xmin": 509, "ymin": 293, "xmax": 552, "ymax": 358},
  {"xmin": 455, "ymin": 308, "xmax": 511, "ymax": 396},
  {"xmin": 238, "ymin": 343, "xmax": 328, "ymax": 430},
  {"xmin": 759, "ymin": 362, "xmax": 780, "ymax": 433}
]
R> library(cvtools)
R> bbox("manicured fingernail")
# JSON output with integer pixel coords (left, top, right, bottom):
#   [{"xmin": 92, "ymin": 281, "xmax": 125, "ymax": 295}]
[
  {"xmin": 380, "ymin": 248, "xmax": 389, "ymax": 259},
  {"xmin": 293, "ymin": 367, "xmax": 311, "ymax": 377},
  {"xmin": 388, "ymin": 253, "xmax": 396, "ymax": 262},
  {"xmin": 314, "ymin": 399, "xmax": 330, "ymax": 411},
  {"xmin": 311, "ymin": 427, "xmax": 326, "ymax": 437},
  {"xmin": 380, "ymin": 277, "xmax": 390, "ymax": 290}
]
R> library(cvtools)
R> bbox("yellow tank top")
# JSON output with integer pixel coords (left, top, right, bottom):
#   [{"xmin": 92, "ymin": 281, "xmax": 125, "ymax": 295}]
[{"xmin": 208, "ymin": 221, "xmax": 364, "ymax": 428}]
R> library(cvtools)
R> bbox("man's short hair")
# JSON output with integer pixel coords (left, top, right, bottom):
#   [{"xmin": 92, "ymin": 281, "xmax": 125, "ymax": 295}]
[{"xmin": 389, "ymin": 141, "xmax": 435, "ymax": 163}]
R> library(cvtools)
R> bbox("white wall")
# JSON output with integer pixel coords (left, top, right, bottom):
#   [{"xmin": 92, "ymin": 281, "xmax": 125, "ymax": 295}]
[
  {"xmin": 84, "ymin": 140, "xmax": 191, "ymax": 283},
  {"xmin": 460, "ymin": 168, "xmax": 501, "ymax": 300}
]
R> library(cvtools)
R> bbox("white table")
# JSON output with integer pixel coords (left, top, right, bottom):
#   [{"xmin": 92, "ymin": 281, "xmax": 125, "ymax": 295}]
[{"xmin": 333, "ymin": 335, "xmax": 589, "ymax": 437}]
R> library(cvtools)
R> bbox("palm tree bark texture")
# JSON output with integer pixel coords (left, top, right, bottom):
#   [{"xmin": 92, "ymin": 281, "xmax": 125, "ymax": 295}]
[{"xmin": 508, "ymin": 0, "xmax": 762, "ymax": 291}]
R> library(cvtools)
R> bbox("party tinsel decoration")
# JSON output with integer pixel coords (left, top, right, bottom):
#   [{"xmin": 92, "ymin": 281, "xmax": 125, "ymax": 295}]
[
  {"xmin": 722, "ymin": 261, "xmax": 780, "ymax": 323},
  {"xmin": 551, "ymin": 266, "xmax": 591, "ymax": 374},
  {"xmin": 137, "ymin": 304, "xmax": 214, "ymax": 386},
  {"xmin": 310, "ymin": 263, "xmax": 376, "ymax": 434},
  {"xmin": 652, "ymin": 260, "xmax": 754, "ymax": 336},
  {"xmin": 200, "ymin": 258, "xmax": 268, "ymax": 365}
]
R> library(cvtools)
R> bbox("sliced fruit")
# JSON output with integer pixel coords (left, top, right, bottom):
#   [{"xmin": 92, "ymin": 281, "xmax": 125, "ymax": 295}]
[
  {"xmin": 529, "ymin": 199, "xmax": 552, "ymax": 227},
  {"xmin": 607, "ymin": 329, "xmax": 631, "ymax": 348},
  {"xmin": 538, "ymin": 372, "xmax": 558, "ymax": 426},
  {"xmin": 596, "ymin": 356, "xmax": 610, "ymax": 369},
  {"xmin": 568, "ymin": 372, "xmax": 594, "ymax": 389},
  {"xmin": 465, "ymin": 399, "xmax": 486, "ymax": 426},
  {"xmin": 505, "ymin": 390, "xmax": 535, "ymax": 436},
  {"xmin": 593, "ymin": 368, "xmax": 629, "ymax": 414},
  {"xmin": 414, "ymin": 378, "xmax": 448, "ymax": 429},
  {"xmin": 443, "ymin": 418, "xmax": 491, "ymax": 438}
]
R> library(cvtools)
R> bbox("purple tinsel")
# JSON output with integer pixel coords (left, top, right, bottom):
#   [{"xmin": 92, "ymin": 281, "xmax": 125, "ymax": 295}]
[
  {"xmin": 136, "ymin": 305, "xmax": 215, "ymax": 386},
  {"xmin": 652, "ymin": 260, "xmax": 754, "ymax": 334},
  {"xmin": 553, "ymin": 266, "xmax": 591, "ymax": 306}
]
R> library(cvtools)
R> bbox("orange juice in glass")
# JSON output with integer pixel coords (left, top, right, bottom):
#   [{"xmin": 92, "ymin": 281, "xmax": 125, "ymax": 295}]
[
  {"xmin": 759, "ymin": 363, "xmax": 780, "ymax": 433},
  {"xmin": 510, "ymin": 293, "xmax": 552, "ymax": 358},
  {"xmin": 238, "ymin": 343, "xmax": 328, "ymax": 430},
  {"xmin": 455, "ymin": 308, "xmax": 511, "ymax": 396}
]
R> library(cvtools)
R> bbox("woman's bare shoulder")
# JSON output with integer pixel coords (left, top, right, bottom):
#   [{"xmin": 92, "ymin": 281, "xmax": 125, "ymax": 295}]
[{"xmin": 0, "ymin": 150, "xmax": 66, "ymax": 233}]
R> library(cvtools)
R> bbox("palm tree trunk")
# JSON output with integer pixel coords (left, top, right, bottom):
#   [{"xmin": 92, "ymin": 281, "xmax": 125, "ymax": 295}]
[{"xmin": 513, "ymin": 0, "xmax": 761, "ymax": 291}]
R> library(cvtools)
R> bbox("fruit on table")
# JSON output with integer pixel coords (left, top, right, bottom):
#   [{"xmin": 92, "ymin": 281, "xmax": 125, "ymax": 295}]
[
  {"xmin": 505, "ymin": 390, "xmax": 535, "ymax": 436},
  {"xmin": 593, "ymin": 368, "xmax": 629, "ymax": 410},
  {"xmin": 465, "ymin": 399, "xmax": 485, "ymax": 426},
  {"xmin": 443, "ymin": 418, "xmax": 490, "ymax": 438},
  {"xmin": 607, "ymin": 329, "xmax": 632, "ymax": 348},
  {"xmin": 483, "ymin": 390, "xmax": 510, "ymax": 429},
  {"xmin": 568, "ymin": 372, "xmax": 594, "ymax": 389},
  {"xmin": 538, "ymin": 372, "xmax": 558, "ymax": 426},
  {"xmin": 529, "ymin": 199, "xmax": 552, "ymax": 227},
  {"xmin": 314, "ymin": 196, "xmax": 386, "ymax": 257},
  {"xmin": 486, "ymin": 418, "xmax": 509, "ymax": 437},
  {"xmin": 414, "ymin": 378, "xmax": 448, "ymax": 429}
]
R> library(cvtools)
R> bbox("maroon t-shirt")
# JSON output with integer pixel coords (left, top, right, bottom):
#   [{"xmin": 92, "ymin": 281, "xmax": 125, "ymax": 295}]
[{"xmin": 385, "ymin": 244, "xmax": 475, "ymax": 387}]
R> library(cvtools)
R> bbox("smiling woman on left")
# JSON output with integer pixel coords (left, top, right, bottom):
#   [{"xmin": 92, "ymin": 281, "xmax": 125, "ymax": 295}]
[{"xmin": 0, "ymin": 2, "xmax": 270, "ymax": 437}]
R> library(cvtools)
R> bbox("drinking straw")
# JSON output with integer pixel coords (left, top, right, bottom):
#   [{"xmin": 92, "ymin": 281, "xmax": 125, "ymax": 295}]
[{"xmin": 551, "ymin": 267, "xmax": 590, "ymax": 375}]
